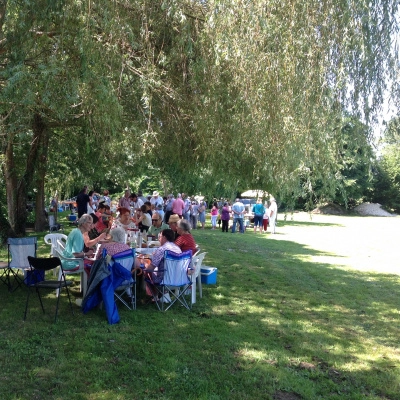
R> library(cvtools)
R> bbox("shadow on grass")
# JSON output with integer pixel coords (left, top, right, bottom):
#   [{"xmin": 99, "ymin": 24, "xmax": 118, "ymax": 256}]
[{"xmin": 0, "ymin": 227, "xmax": 399, "ymax": 399}]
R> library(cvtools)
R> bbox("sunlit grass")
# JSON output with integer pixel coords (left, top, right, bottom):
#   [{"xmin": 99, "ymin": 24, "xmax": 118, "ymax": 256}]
[{"xmin": 0, "ymin": 214, "xmax": 400, "ymax": 399}]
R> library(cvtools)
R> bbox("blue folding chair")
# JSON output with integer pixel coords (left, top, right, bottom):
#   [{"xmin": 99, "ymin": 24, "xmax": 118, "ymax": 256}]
[
  {"xmin": 146, "ymin": 250, "xmax": 192, "ymax": 311},
  {"xmin": 112, "ymin": 249, "xmax": 136, "ymax": 310}
]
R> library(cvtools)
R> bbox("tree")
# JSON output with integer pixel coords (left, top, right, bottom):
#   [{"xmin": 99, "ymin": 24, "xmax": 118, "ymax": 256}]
[
  {"xmin": 1, "ymin": 0, "xmax": 399, "ymax": 234},
  {"xmin": 0, "ymin": 0, "xmax": 125, "ymax": 234},
  {"xmin": 372, "ymin": 116, "xmax": 400, "ymax": 212}
]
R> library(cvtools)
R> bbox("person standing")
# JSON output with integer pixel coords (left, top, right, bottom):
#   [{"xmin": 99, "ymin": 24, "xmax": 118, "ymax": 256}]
[
  {"xmin": 150, "ymin": 191, "xmax": 164, "ymax": 211},
  {"xmin": 182, "ymin": 193, "xmax": 191, "ymax": 221},
  {"xmin": 119, "ymin": 189, "xmax": 131, "ymax": 209},
  {"xmin": 172, "ymin": 193, "xmax": 185, "ymax": 218},
  {"xmin": 76, "ymin": 186, "xmax": 90, "ymax": 218},
  {"xmin": 190, "ymin": 201, "xmax": 199, "ymax": 229},
  {"xmin": 262, "ymin": 202, "xmax": 269, "ymax": 233},
  {"xmin": 268, "ymin": 197, "xmax": 278, "ymax": 234},
  {"xmin": 87, "ymin": 190, "xmax": 95, "ymax": 214},
  {"xmin": 102, "ymin": 190, "xmax": 111, "ymax": 206},
  {"xmin": 198, "ymin": 201, "xmax": 206, "ymax": 229},
  {"xmin": 231, "ymin": 198, "xmax": 245, "ymax": 233},
  {"xmin": 137, "ymin": 190, "xmax": 147, "ymax": 205},
  {"xmin": 129, "ymin": 193, "xmax": 144, "ymax": 212},
  {"xmin": 210, "ymin": 202, "xmax": 219, "ymax": 230},
  {"xmin": 164, "ymin": 194, "xmax": 174, "ymax": 224},
  {"xmin": 221, "ymin": 202, "xmax": 231, "ymax": 232},
  {"xmin": 252, "ymin": 198, "xmax": 265, "ymax": 234}
]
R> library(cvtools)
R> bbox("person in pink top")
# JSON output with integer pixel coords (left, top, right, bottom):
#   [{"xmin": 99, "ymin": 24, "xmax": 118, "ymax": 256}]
[
  {"xmin": 210, "ymin": 201, "xmax": 219, "ymax": 230},
  {"xmin": 172, "ymin": 193, "xmax": 185, "ymax": 218},
  {"xmin": 94, "ymin": 203, "xmax": 109, "ymax": 233}
]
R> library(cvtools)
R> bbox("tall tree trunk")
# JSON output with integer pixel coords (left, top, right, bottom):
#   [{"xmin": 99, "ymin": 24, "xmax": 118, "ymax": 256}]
[
  {"xmin": 34, "ymin": 127, "xmax": 50, "ymax": 232},
  {"xmin": 4, "ymin": 131, "xmax": 18, "ymax": 236},
  {"xmin": 4, "ymin": 113, "xmax": 45, "ymax": 236}
]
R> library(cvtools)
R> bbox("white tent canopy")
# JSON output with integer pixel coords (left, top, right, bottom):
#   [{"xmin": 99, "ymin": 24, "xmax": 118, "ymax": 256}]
[{"xmin": 241, "ymin": 190, "xmax": 269, "ymax": 198}]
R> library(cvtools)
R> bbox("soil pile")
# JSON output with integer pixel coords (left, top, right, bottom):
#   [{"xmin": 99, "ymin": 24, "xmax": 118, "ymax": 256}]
[
  {"xmin": 354, "ymin": 203, "xmax": 396, "ymax": 217},
  {"xmin": 312, "ymin": 203, "xmax": 347, "ymax": 215}
]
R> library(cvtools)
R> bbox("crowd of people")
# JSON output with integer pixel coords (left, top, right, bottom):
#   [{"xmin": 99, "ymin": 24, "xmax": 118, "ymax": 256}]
[
  {"xmin": 72, "ymin": 187, "xmax": 278, "ymax": 235},
  {"xmin": 61, "ymin": 187, "xmax": 278, "ymax": 303}
]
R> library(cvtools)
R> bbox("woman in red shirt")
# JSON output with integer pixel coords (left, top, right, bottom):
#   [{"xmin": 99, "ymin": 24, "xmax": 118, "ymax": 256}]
[{"xmin": 175, "ymin": 219, "xmax": 197, "ymax": 256}]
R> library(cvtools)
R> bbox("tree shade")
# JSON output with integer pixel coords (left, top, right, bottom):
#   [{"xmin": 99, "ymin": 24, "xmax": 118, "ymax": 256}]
[{"xmin": 0, "ymin": 0, "xmax": 399, "ymax": 235}]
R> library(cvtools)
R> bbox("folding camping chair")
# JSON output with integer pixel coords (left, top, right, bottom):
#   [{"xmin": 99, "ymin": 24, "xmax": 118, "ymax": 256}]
[
  {"xmin": 82, "ymin": 249, "xmax": 133, "ymax": 324},
  {"xmin": 24, "ymin": 256, "xmax": 74, "ymax": 322},
  {"xmin": 4, "ymin": 237, "xmax": 38, "ymax": 291},
  {"xmin": 146, "ymin": 250, "xmax": 192, "ymax": 312},
  {"xmin": 111, "ymin": 249, "xmax": 136, "ymax": 310}
]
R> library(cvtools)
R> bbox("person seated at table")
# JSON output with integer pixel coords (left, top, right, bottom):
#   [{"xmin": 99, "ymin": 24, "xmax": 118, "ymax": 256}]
[
  {"xmin": 94, "ymin": 203, "xmax": 109, "ymax": 233},
  {"xmin": 144, "ymin": 200, "xmax": 153, "ymax": 217},
  {"xmin": 175, "ymin": 219, "xmax": 197, "ymax": 256},
  {"xmin": 136, "ymin": 229, "xmax": 182, "ymax": 301},
  {"xmin": 84, "ymin": 214, "xmax": 108, "ymax": 251},
  {"xmin": 95, "ymin": 227, "xmax": 131, "ymax": 260},
  {"xmin": 129, "ymin": 192, "xmax": 144, "ymax": 211},
  {"xmin": 136, "ymin": 204, "xmax": 152, "ymax": 233},
  {"xmin": 62, "ymin": 214, "xmax": 95, "ymax": 270},
  {"xmin": 111, "ymin": 207, "xmax": 136, "ymax": 231},
  {"xmin": 103, "ymin": 204, "xmax": 113, "ymax": 228},
  {"xmin": 168, "ymin": 213, "xmax": 181, "ymax": 239},
  {"xmin": 147, "ymin": 212, "xmax": 169, "ymax": 237}
]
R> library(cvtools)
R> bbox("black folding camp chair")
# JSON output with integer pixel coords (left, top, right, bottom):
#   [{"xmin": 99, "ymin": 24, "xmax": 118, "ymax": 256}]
[{"xmin": 24, "ymin": 256, "xmax": 74, "ymax": 322}]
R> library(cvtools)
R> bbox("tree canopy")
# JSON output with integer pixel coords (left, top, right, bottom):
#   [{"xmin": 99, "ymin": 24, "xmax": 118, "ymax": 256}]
[{"xmin": 0, "ymin": 0, "xmax": 399, "ymax": 234}]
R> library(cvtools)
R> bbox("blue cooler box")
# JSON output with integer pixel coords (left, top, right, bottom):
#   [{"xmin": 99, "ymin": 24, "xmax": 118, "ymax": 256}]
[
  {"xmin": 24, "ymin": 269, "xmax": 45, "ymax": 285},
  {"xmin": 68, "ymin": 214, "xmax": 77, "ymax": 221},
  {"xmin": 201, "ymin": 267, "xmax": 218, "ymax": 284}
]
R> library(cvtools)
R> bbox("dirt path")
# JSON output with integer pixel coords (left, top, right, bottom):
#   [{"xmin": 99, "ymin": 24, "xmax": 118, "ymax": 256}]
[{"xmin": 270, "ymin": 212, "xmax": 400, "ymax": 275}]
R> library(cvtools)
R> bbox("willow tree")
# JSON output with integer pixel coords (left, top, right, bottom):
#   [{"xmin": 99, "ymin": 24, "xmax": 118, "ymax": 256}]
[
  {"xmin": 141, "ymin": 0, "xmax": 398, "ymax": 201},
  {"xmin": 1, "ymin": 0, "xmax": 399, "ymax": 236},
  {"xmin": 184, "ymin": 0, "xmax": 398, "ymax": 200},
  {"xmin": 0, "ymin": 0, "xmax": 125, "ymax": 235}
]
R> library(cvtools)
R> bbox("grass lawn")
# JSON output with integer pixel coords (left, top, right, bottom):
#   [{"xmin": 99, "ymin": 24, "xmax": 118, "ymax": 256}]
[{"xmin": 0, "ymin": 212, "xmax": 399, "ymax": 399}]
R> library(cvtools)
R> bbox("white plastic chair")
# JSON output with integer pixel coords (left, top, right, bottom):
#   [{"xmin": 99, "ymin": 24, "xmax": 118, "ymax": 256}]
[
  {"xmin": 54, "ymin": 247, "xmax": 86, "ymax": 297},
  {"xmin": 191, "ymin": 252, "xmax": 207, "ymax": 304},
  {"xmin": 44, "ymin": 233, "xmax": 68, "ymax": 256}
]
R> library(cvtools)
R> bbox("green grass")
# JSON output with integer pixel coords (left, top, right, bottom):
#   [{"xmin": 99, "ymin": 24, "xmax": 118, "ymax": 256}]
[{"xmin": 0, "ymin": 213, "xmax": 399, "ymax": 399}]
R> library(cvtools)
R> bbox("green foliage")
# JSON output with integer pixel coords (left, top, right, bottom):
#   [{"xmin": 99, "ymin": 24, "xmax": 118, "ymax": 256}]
[
  {"xmin": 1, "ymin": 0, "xmax": 399, "ymax": 230},
  {"xmin": 371, "ymin": 116, "xmax": 400, "ymax": 212}
]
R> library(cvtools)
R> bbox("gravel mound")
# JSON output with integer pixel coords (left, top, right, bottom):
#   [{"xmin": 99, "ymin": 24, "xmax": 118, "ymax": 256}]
[
  {"xmin": 354, "ymin": 203, "xmax": 396, "ymax": 217},
  {"xmin": 312, "ymin": 203, "xmax": 347, "ymax": 215}
]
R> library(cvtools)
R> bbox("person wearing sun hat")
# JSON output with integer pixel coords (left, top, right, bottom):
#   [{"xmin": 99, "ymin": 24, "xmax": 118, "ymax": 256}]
[
  {"xmin": 150, "ymin": 190, "xmax": 164, "ymax": 211},
  {"xmin": 168, "ymin": 213, "xmax": 181, "ymax": 239}
]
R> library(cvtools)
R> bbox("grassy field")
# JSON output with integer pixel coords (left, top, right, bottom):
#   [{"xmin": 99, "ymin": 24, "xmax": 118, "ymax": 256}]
[{"xmin": 0, "ymin": 213, "xmax": 399, "ymax": 400}]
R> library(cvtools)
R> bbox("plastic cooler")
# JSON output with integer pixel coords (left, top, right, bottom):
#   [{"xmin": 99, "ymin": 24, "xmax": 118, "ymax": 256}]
[
  {"xmin": 200, "ymin": 267, "xmax": 218, "ymax": 284},
  {"xmin": 24, "ymin": 269, "xmax": 45, "ymax": 285}
]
